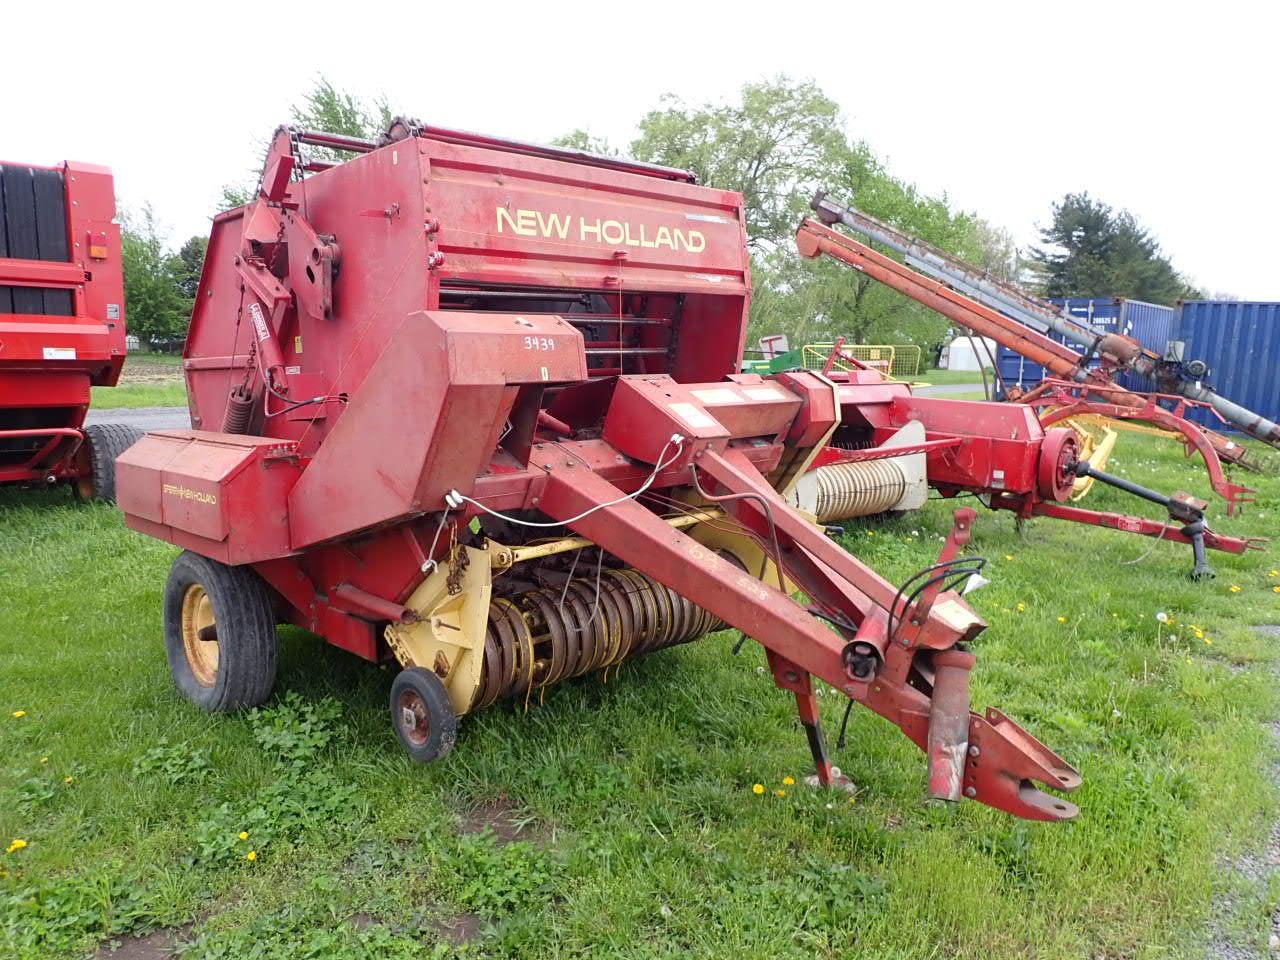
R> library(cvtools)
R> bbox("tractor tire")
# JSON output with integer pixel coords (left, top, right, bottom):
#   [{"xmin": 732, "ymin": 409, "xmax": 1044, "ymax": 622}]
[
  {"xmin": 390, "ymin": 667, "xmax": 457, "ymax": 763},
  {"xmin": 74, "ymin": 423, "xmax": 143, "ymax": 504},
  {"xmin": 163, "ymin": 551, "xmax": 278, "ymax": 712}
]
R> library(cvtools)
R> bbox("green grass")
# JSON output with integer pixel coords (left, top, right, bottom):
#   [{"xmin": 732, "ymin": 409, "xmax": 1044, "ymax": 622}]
[
  {"xmin": 1, "ymin": 434, "xmax": 1278, "ymax": 959},
  {"xmin": 90, "ymin": 381, "xmax": 188, "ymax": 409},
  {"xmin": 89, "ymin": 352, "xmax": 188, "ymax": 409},
  {"xmin": 911, "ymin": 368, "xmax": 988, "ymax": 386}
]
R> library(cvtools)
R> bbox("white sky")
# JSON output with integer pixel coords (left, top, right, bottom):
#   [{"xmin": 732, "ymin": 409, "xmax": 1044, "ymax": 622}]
[{"xmin": 3, "ymin": 1, "xmax": 1275, "ymax": 298}]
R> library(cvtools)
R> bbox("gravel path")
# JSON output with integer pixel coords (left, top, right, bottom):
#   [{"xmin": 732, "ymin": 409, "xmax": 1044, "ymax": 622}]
[
  {"xmin": 86, "ymin": 406, "xmax": 190, "ymax": 432},
  {"xmin": 1207, "ymin": 625, "xmax": 1280, "ymax": 960}
]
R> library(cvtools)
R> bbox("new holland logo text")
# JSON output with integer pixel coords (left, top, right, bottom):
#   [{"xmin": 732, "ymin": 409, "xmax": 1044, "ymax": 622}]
[
  {"xmin": 496, "ymin": 207, "xmax": 706, "ymax": 253},
  {"xmin": 163, "ymin": 483, "xmax": 218, "ymax": 506}
]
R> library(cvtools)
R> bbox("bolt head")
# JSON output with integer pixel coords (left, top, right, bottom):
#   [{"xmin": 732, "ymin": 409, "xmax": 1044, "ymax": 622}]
[
  {"xmin": 964, "ymin": 786, "xmax": 977, "ymax": 798},
  {"xmin": 968, "ymin": 745, "xmax": 980, "ymax": 758}
]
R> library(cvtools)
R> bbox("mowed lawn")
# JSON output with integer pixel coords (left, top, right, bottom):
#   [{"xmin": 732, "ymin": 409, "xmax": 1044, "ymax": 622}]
[
  {"xmin": 91, "ymin": 353, "xmax": 187, "ymax": 410},
  {"xmin": 1, "ymin": 433, "xmax": 1278, "ymax": 959}
]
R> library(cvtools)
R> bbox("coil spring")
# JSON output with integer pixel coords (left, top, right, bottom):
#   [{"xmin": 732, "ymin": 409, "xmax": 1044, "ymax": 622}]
[
  {"xmin": 222, "ymin": 385, "xmax": 254, "ymax": 434},
  {"xmin": 472, "ymin": 568, "xmax": 723, "ymax": 709},
  {"xmin": 811, "ymin": 459, "xmax": 908, "ymax": 523}
]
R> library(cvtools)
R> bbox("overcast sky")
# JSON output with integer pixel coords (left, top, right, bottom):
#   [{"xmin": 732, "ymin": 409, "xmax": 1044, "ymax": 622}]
[{"xmin": 4, "ymin": 1, "xmax": 1274, "ymax": 299}]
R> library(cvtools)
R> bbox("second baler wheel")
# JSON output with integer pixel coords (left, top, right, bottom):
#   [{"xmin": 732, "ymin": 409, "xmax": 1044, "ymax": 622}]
[
  {"xmin": 163, "ymin": 551, "xmax": 279, "ymax": 712},
  {"xmin": 73, "ymin": 423, "xmax": 143, "ymax": 504},
  {"xmin": 389, "ymin": 667, "xmax": 457, "ymax": 763}
]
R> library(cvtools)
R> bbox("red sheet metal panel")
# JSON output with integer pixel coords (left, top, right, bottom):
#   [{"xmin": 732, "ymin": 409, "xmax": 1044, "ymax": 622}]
[{"xmin": 117, "ymin": 432, "xmax": 300, "ymax": 563}]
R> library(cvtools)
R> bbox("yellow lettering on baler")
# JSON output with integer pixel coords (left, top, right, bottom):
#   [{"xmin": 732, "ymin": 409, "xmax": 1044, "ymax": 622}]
[
  {"xmin": 162, "ymin": 483, "xmax": 218, "ymax": 506},
  {"xmin": 496, "ymin": 205, "xmax": 706, "ymax": 254},
  {"xmin": 536, "ymin": 210, "xmax": 571, "ymax": 240}
]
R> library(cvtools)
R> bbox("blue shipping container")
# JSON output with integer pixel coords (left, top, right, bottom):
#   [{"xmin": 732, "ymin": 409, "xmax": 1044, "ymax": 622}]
[
  {"xmin": 994, "ymin": 297, "xmax": 1174, "ymax": 397},
  {"xmin": 1170, "ymin": 301, "xmax": 1280, "ymax": 434}
]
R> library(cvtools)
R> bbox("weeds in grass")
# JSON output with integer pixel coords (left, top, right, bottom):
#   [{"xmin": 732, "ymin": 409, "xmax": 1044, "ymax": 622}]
[
  {"xmin": 438, "ymin": 832, "xmax": 556, "ymax": 917},
  {"xmin": 0, "ymin": 433, "xmax": 1277, "ymax": 958},
  {"xmin": 131, "ymin": 738, "xmax": 213, "ymax": 786}
]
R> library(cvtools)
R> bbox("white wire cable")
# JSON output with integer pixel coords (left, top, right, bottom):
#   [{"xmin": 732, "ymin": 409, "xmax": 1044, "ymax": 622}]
[{"xmin": 445, "ymin": 434, "xmax": 686, "ymax": 527}]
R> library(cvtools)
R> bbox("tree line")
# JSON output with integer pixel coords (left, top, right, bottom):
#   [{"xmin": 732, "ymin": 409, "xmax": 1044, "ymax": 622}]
[{"xmin": 120, "ymin": 77, "xmax": 1202, "ymax": 353}]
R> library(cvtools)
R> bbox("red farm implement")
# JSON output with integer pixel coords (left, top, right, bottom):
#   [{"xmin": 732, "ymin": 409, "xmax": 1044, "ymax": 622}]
[
  {"xmin": 795, "ymin": 207, "xmax": 1266, "ymax": 579},
  {"xmin": 116, "ymin": 121, "xmax": 1080, "ymax": 821},
  {"xmin": 0, "ymin": 158, "xmax": 139, "ymax": 500}
]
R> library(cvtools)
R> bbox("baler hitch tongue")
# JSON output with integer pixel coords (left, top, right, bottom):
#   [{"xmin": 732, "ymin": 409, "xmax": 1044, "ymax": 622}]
[{"xmin": 965, "ymin": 708, "xmax": 1081, "ymax": 821}]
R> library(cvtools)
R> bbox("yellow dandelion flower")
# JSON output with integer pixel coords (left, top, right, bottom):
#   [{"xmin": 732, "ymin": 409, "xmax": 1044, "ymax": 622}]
[
  {"xmin": 774, "ymin": 789, "xmax": 786, "ymax": 798},
  {"xmin": 1205, "ymin": 638, "xmax": 1213, "ymax": 645},
  {"xmin": 751, "ymin": 784, "xmax": 764, "ymax": 795},
  {"xmin": 246, "ymin": 850, "xmax": 257, "ymax": 862},
  {"xmin": 1194, "ymin": 630, "xmax": 1204, "ymax": 640},
  {"xmin": 782, "ymin": 776, "xmax": 795, "ymax": 786},
  {"xmin": 1016, "ymin": 602, "xmax": 1026, "ymax": 612},
  {"xmin": 11, "ymin": 711, "xmax": 25, "ymax": 719},
  {"xmin": 867, "ymin": 531, "xmax": 876, "ymax": 537},
  {"xmin": 6, "ymin": 839, "xmax": 26, "ymax": 854},
  {"xmin": 39, "ymin": 757, "xmax": 48, "ymax": 764},
  {"xmin": 1269, "ymin": 569, "xmax": 1278, "ymax": 578},
  {"xmin": 1057, "ymin": 616, "xmax": 1067, "ymax": 624},
  {"xmin": 63, "ymin": 776, "xmax": 73, "ymax": 785},
  {"xmin": 1004, "ymin": 554, "xmax": 1014, "ymax": 561},
  {"xmin": 1228, "ymin": 584, "xmax": 1241, "ymax": 593},
  {"xmin": 239, "ymin": 831, "xmax": 249, "ymax": 840},
  {"xmin": 1273, "ymin": 586, "xmax": 1280, "ymax": 594}
]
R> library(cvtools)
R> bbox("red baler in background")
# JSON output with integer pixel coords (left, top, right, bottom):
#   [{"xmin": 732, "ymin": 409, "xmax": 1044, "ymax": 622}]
[
  {"xmin": 0, "ymin": 159, "xmax": 139, "ymax": 500},
  {"xmin": 117, "ymin": 120, "xmax": 1083, "ymax": 821}
]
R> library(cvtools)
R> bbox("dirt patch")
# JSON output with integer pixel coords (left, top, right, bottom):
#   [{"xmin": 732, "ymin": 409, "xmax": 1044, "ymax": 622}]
[
  {"xmin": 431, "ymin": 912, "xmax": 484, "ymax": 944},
  {"xmin": 119, "ymin": 355, "xmax": 184, "ymax": 386},
  {"xmin": 93, "ymin": 925, "xmax": 191, "ymax": 959},
  {"xmin": 459, "ymin": 795, "xmax": 545, "ymax": 844},
  {"xmin": 1205, "ymin": 628, "xmax": 1280, "ymax": 959}
]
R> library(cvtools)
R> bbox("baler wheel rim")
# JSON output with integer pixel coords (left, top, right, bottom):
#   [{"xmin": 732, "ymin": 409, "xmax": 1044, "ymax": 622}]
[
  {"xmin": 180, "ymin": 584, "xmax": 219, "ymax": 687},
  {"xmin": 396, "ymin": 689, "xmax": 432, "ymax": 747},
  {"xmin": 162, "ymin": 551, "xmax": 278, "ymax": 712},
  {"xmin": 389, "ymin": 667, "xmax": 457, "ymax": 763}
]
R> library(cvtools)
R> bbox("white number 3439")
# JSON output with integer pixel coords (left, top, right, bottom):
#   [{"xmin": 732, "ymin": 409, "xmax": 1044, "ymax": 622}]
[{"xmin": 523, "ymin": 336, "xmax": 555, "ymax": 351}]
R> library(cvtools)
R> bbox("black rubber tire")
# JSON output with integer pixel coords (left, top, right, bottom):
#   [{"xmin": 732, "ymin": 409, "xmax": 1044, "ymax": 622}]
[
  {"xmin": 163, "ymin": 551, "xmax": 278, "ymax": 712},
  {"xmin": 389, "ymin": 667, "xmax": 457, "ymax": 763},
  {"xmin": 76, "ymin": 423, "xmax": 143, "ymax": 504}
]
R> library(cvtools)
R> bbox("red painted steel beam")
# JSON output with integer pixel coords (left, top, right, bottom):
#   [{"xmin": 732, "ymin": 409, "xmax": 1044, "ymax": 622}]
[
  {"xmin": 796, "ymin": 219, "xmax": 1252, "ymax": 474},
  {"xmin": 0, "ymin": 259, "xmax": 86, "ymax": 287},
  {"xmin": 529, "ymin": 442, "xmax": 1078, "ymax": 820},
  {"xmin": 1025, "ymin": 500, "xmax": 1262, "ymax": 554}
]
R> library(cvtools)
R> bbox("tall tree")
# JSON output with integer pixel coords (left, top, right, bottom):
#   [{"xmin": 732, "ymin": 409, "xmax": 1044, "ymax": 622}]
[
  {"xmin": 289, "ymin": 77, "xmax": 393, "ymax": 161},
  {"xmin": 219, "ymin": 78, "xmax": 396, "ymax": 209},
  {"xmin": 1031, "ymin": 193, "xmax": 1192, "ymax": 304},
  {"xmin": 121, "ymin": 206, "xmax": 192, "ymax": 345},
  {"xmin": 630, "ymin": 77, "xmax": 847, "ymax": 249},
  {"xmin": 175, "ymin": 236, "xmax": 207, "ymax": 299},
  {"xmin": 620, "ymin": 78, "xmax": 983, "ymax": 354},
  {"xmin": 551, "ymin": 129, "xmax": 616, "ymax": 156}
]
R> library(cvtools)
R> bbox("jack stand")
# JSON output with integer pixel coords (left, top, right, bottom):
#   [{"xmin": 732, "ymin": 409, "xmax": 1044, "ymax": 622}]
[{"xmin": 768, "ymin": 649, "xmax": 856, "ymax": 792}]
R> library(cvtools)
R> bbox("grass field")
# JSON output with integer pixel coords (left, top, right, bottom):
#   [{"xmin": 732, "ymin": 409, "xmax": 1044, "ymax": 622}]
[
  {"xmin": 1, "ymin": 433, "xmax": 1278, "ymax": 959},
  {"xmin": 87, "ymin": 359, "xmax": 988, "ymax": 411},
  {"xmin": 910, "ymin": 368, "xmax": 987, "ymax": 386},
  {"xmin": 91, "ymin": 353, "xmax": 187, "ymax": 409}
]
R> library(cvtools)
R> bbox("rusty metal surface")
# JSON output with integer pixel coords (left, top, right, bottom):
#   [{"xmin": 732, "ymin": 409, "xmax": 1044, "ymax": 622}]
[{"xmin": 116, "ymin": 121, "xmax": 1082, "ymax": 821}]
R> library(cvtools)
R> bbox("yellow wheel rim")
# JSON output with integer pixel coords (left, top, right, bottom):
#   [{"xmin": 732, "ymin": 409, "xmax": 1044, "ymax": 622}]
[{"xmin": 181, "ymin": 584, "xmax": 219, "ymax": 687}]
